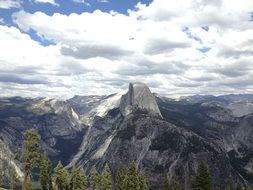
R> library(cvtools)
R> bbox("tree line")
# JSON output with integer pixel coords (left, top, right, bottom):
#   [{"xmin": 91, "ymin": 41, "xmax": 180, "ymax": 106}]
[
  {"xmin": 0, "ymin": 128, "xmax": 251, "ymax": 190},
  {"xmin": 0, "ymin": 128, "xmax": 149, "ymax": 190}
]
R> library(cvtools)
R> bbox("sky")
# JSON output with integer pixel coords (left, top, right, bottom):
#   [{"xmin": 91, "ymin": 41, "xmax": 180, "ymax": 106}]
[{"xmin": 0, "ymin": 0, "xmax": 253, "ymax": 99}]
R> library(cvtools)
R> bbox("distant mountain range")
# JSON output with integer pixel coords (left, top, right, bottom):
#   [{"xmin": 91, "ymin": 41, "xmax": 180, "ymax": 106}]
[{"xmin": 1, "ymin": 83, "xmax": 253, "ymax": 189}]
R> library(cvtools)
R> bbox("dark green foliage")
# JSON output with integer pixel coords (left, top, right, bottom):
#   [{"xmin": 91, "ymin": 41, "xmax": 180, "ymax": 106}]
[
  {"xmin": 53, "ymin": 161, "xmax": 69, "ymax": 190},
  {"xmin": 161, "ymin": 174, "xmax": 170, "ymax": 190},
  {"xmin": 161, "ymin": 175, "xmax": 181, "ymax": 190},
  {"xmin": 69, "ymin": 167, "xmax": 88, "ymax": 190},
  {"xmin": 116, "ymin": 124, "xmax": 136, "ymax": 140},
  {"xmin": 171, "ymin": 177, "xmax": 181, "ymax": 190},
  {"xmin": 22, "ymin": 128, "xmax": 41, "ymax": 190},
  {"xmin": 124, "ymin": 162, "xmax": 140, "ymax": 190},
  {"xmin": 22, "ymin": 129, "xmax": 41, "ymax": 168},
  {"xmin": 116, "ymin": 166, "xmax": 127, "ymax": 190},
  {"xmin": 101, "ymin": 163, "xmax": 112, "ymax": 190},
  {"xmin": 192, "ymin": 163, "xmax": 211, "ymax": 190},
  {"xmin": 0, "ymin": 169, "xmax": 3, "ymax": 186},
  {"xmin": 39, "ymin": 153, "xmax": 53, "ymax": 190},
  {"xmin": 139, "ymin": 172, "xmax": 149, "ymax": 190},
  {"xmin": 90, "ymin": 167, "xmax": 101, "ymax": 190},
  {"xmin": 236, "ymin": 183, "xmax": 243, "ymax": 190},
  {"xmin": 122, "ymin": 162, "xmax": 149, "ymax": 190}
]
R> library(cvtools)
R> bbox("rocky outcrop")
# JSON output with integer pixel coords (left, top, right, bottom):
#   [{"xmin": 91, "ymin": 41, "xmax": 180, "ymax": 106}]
[
  {"xmin": 2, "ymin": 84, "xmax": 253, "ymax": 189},
  {"xmin": 0, "ymin": 97, "xmax": 86, "ymax": 165},
  {"xmin": 72, "ymin": 112, "xmax": 241, "ymax": 189},
  {"xmin": 120, "ymin": 82, "xmax": 162, "ymax": 118},
  {"xmin": 0, "ymin": 139, "xmax": 23, "ymax": 186}
]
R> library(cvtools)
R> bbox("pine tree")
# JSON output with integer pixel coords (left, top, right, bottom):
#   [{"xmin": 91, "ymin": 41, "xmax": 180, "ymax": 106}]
[
  {"xmin": 90, "ymin": 167, "xmax": 101, "ymax": 190},
  {"xmin": 0, "ymin": 169, "xmax": 3, "ymax": 187},
  {"xmin": 53, "ymin": 161, "xmax": 69, "ymax": 190},
  {"xmin": 69, "ymin": 167, "xmax": 88, "ymax": 190},
  {"xmin": 171, "ymin": 177, "xmax": 180, "ymax": 190},
  {"xmin": 40, "ymin": 153, "xmax": 53, "ymax": 190},
  {"xmin": 124, "ymin": 162, "xmax": 140, "ymax": 190},
  {"xmin": 22, "ymin": 128, "xmax": 41, "ymax": 190},
  {"xmin": 78, "ymin": 168, "xmax": 88, "ymax": 190},
  {"xmin": 101, "ymin": 163, "xmax": 112, "ymax": 190},
  {"xmin": 192, "ymin": 163, "xmax": 211, "ymax": 190},
  {"xmin": 236, "ymin": 183, "xmax": 243, "ymax": 190},
  {"xmin": 138, "ymin": 172, "xmax": 149, "ymax": 190},
  {"xmin": 161, "ymin": 174, "xmax": 170, "ymax": 190},
  {"xmin": 116, "ymin": 165, "xmax": 127, "ymax": 190}
]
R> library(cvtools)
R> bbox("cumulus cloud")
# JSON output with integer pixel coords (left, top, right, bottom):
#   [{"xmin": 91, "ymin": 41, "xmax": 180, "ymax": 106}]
[
  {"xmin": 0, "ymin": 0, "xmax": 253, "ymax": 98},
  {"xmin": 60, "ymin": 44, "xmax": 133, "ymax": 60},
  {"xmin": 0, "ymin": 74, "xmax": 49, "ymax": 85},
  {"xmin": 143, "ymin": 38, "xmax": 191, "ymax": 55},
  {"xmin": 0, "ymin": 0, "xmax": 20, "ymax": 9}
]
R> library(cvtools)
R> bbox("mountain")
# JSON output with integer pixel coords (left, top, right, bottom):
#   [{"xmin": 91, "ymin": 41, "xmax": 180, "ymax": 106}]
[
  {"xmin": 1, "ymin": 83, "xmax": 253, "ymax": 189},
  {"xmin": 119, "ymin": 82, "xmax": 162, "ymax": 117},
  {"xmin": 0, "ymin": 97, "xmax": 86, "ymax": 166},
  {"xmin": 0, "ymin": 139, "xmax": 23, "ymax": 185}
]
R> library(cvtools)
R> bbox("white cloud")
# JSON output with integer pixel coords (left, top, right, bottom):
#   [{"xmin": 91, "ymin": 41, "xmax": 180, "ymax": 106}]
[
  {"xmin": 0, "ymin": 18, "xmax": 4, "ymax": 23},
  {"xmin": 1, "ymin": 0, "xmax": 253, "ymax": 98},
  {"xmin": 33, "ymin": 0, "xmax": 59, "ymax": 6},
  {"xmin": 98, "ymin": 0, "xmax": 108, "ymax": 3},
  {"xmin": 72, "ymin": 0, "xmax": 90, "ymax": 6},
  {"xmin": 0, "ymin": 0, "xmax": 20, "ymax": 9}
]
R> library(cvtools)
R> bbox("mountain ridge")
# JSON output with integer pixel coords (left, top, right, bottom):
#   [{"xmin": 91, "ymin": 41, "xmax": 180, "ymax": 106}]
[{"xmin": 1, "ymin": 83, "xmax": 253, "ymax": 188}]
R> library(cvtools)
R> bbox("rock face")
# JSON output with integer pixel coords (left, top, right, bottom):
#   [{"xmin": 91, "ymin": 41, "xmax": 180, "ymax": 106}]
[
  {"xmin": 0, "ymin": 97, "xmax": 86, "ymax": 165},
  {"xmin": 2, "ymin": 84, "xmax": 253, "ymax": 189},
  {"xmin": 120, "ymin": 82, "xmax": 162, "ymax": 117},
  {"xmin": 0, "ymin": 139, "xmax": 23, "ymax": 186}
]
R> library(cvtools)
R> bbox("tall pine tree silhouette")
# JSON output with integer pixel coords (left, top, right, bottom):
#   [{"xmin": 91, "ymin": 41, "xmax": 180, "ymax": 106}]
[{"xmin": 192, "ymin": 163, "xmax": 211, "ymax": 190}]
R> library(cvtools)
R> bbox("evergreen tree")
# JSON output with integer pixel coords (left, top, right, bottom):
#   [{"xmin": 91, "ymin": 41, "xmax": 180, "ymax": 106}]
[
  {"xmin": 236, "ymin": 183, "xmax": 243, "ymax": 190},
  {"xmin": 116, "ymin": 166, "xmax": 127, "ymax": 190},
  {"xmin": 191, "ymin": 163, "xmax": 211, "ymax": 190},
  {"xmin": 101, "ymin": 163, "xmax": 112, "ymax": 190},
  {"xmin": 161, "ymin": 174, "xmax": 170, "ymax": 190},
  {"xmin": 171, "ymin": 177, "xmax": 180, "ymax": 190},
  {"xmin": 124, "ymin": 162, "xmax": 140, "ymax": 190},
  {"xmin": 0, "ymin": 169, "xmax": 3, "ymax": 187},
  {"xmin": 53, "ymin": 161, "xmax": 69, "ymax": 190},
  {"xmin": 69, "ymin": 167, "xmax": 88, "ymax": 190},
  {"xmin": 138, "ymin": 172, "xmax": 149, "ymax": 190},
  {"xmin": 22, "ymin": 128, "xmax": 41, "ymax": 190},
  {"xmin": 224, "ymin": 185, "xmax": 231, "ymax": 190},
  {"xmin": 78, "ymin": 168, "xmax": 88, "ymax": 190},
  {"xmin": 90, "ymin": 167, "xmax": 101, "ymax": 190},
  {"xmin": 40, "ymin": 153, "xmax": 53, "ymax": 190}
]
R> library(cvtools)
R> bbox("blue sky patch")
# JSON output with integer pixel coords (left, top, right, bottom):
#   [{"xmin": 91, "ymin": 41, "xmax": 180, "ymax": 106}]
[
  {"xmin": 197, "ymin": 47, "xmax": 211, "ymax": 53},
  {"xmin": 182, "ymin": 26, "xmax": 202, "ymax": 43},
  {"xmin": 201, "ymin": 25, "xmax": 209, "ymax": 32},
  {"xmin": 27, "ymin": 29, "xmax": 56, "ymax": 46}
]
